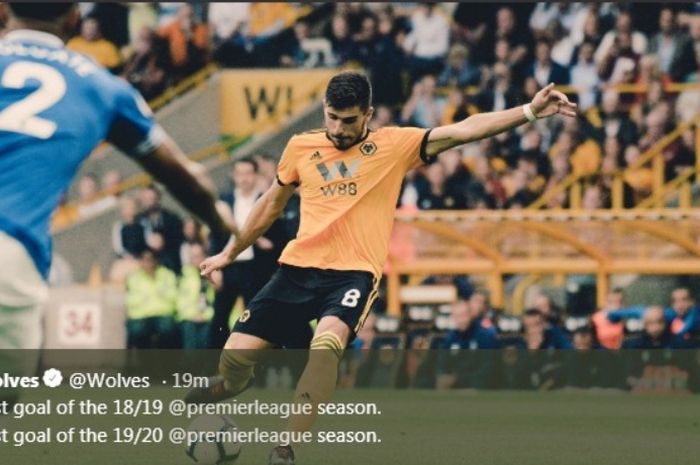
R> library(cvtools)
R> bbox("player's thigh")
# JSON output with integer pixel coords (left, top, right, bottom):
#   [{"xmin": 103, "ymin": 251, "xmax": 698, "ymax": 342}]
[
  {"xmin": 318, "ymin": 273, "xmax": 379, "ymax": 342},
  {"xmin": 232, "ymin": 267, "xmax": 316, "ymax": 348},
  {"xmin": 224, "ymin": 331, "xmax": 274, "ymax": 350},
  {"xmin": 0, "ymin": 303, "xmax": 43, "ymax": 350}
]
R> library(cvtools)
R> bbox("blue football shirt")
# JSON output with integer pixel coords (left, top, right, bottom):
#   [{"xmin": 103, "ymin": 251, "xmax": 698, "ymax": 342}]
[{"xmin": 0, "ymin": 30, "xmax": 164, "ymax": 279}]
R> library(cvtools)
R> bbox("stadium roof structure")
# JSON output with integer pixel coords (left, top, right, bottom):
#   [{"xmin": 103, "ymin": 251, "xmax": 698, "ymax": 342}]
[{"xmin": 386, "ymin": 209, "xmax": 700, "ymax": 315}]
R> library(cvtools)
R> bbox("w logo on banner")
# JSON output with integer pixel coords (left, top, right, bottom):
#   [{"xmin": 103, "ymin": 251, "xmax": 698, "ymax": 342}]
[{"xmin": 316, "ymin": 159, "xmax": 360, "ymax": 182}]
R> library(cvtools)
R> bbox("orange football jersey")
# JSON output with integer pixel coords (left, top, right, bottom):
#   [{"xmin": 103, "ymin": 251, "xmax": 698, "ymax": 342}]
[{"xmin": 276, "ymin": 126, "xmax": 430, "ymax": 277}]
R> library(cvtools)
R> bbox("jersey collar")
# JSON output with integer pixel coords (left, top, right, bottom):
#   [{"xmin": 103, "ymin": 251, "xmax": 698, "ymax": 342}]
[
  {"xmin": 325, "ymin": 127, "xmax": 372, "ymax": 151},
  {"xmin": 3, "ymin": 29, "xmax": 64, "ymax": 48}
]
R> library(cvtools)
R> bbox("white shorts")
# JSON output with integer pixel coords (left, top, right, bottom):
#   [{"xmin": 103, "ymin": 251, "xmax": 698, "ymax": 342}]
[{"xmin": 0, "ymin": 231, "xmax": 48, "ymax": 349}]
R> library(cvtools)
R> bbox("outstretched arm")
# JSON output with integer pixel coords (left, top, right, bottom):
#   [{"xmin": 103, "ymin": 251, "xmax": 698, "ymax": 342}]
[
  {"xmin": 199, "ymin": 181, "xmax": 296, "ymax": 279},
  {"xmin": 137, "ymin": 136, "xmax": 236, "ymax": 237},
  {"xmin": 424, "ymin": 83, "xmax": 577, "ymax": 159}
]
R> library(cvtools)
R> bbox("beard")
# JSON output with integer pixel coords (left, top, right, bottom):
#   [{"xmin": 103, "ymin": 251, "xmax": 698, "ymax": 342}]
[{"xmin": 327, "ymin": 128, "xmax": 367, "ymax": 150}]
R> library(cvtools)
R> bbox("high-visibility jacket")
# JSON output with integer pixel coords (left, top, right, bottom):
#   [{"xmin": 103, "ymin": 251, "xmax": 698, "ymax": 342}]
[
  {"xmin": 125, "ymin": 267, "xmax": 177, "ymax": 320},
  {"xmin": 176, "ymin": 265, "xmax": 215, "ymax": 322}
]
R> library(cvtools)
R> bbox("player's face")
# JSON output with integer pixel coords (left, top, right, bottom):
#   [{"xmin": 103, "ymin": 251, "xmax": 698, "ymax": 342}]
[{"xmin": 324, "ymin": 104, "xmax": 373, "ymax": 150}]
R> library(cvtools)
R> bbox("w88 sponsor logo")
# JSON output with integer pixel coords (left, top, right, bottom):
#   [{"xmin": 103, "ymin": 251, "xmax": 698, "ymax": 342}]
[{"xmin": 321, "ymin": 182, "xmax": 357, "ymax": 197}]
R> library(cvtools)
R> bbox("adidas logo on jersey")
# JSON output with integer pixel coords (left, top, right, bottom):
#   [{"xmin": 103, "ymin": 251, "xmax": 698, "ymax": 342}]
[{"xmin": 309, "ymin": 151, "xmax": 322, "ymax": 161}]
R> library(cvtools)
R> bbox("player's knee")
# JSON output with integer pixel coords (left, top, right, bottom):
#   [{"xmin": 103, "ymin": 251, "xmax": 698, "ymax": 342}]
[
  {"xmin": 309, "ymin": 331, "xmax": 345, "ymax": 362},
  {"xmin": 219, "ymin": 350, "xmax": 255, "ymax": 390}
]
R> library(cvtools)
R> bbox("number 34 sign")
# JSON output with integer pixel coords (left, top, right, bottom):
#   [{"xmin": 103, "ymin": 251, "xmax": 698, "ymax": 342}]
[{"xmin": 57, "ymin": 303, "xmax": 101, "ymax": 347}]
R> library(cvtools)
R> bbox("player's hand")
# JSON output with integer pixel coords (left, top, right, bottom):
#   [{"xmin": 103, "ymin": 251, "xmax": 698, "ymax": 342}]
[
  {"xmin": 209, "ymin": 269, "xmax": 223, "ymax": 290},
  {"xmin": 530, "ymin": 83, "xmax": 578, "ymax": 119},
  {"xmin": 200, "ymin": 252, "xmax": 233, "ymax": 282}
]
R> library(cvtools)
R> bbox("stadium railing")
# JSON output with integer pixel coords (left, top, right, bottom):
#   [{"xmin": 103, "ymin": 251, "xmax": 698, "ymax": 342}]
[{"xmin": 386, "ymin": 208, "xmax": 700, "ymax": 316}]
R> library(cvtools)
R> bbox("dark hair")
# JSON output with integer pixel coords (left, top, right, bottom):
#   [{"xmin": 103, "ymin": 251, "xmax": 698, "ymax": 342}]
[
  {"xmin": 8, "ymin": 2, "xmax": 75, "ymax": 21},
  {"xmin": 524, "ymin": 308, "xmax": 544, "ymax": 319},
  {"xmin": 573, "ymin": 324, "xmax": 594, "ymax": 336},
  {"xmin": 536, "ymin": 38, "xmax": 552, "ymax": 49},
  {"xmin": 253, "ymin": 152, "xmax": 276, "ymax": 163},
  {"xmin": 325, "ymin": 72, "xmax": 372, "ymax": 111},
  {"xmin": 233, "ymin": 156, "xmax": 258, "ymax": 172}
]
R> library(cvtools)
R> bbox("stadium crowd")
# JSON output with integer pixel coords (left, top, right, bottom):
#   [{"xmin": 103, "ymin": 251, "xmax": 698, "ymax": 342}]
[
  {"xmin": 6, "ymin": 4, "xmax": 699, "ymax": 361},
  {"xmin": 17, "ymin": 2, "xmax": 698, "ymax": 220}
]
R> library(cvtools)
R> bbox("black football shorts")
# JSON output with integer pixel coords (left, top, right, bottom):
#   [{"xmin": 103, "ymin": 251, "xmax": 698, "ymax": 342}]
[{"xmin": 232, "ymin": 264, "xmax": 379, "ymax": 348}]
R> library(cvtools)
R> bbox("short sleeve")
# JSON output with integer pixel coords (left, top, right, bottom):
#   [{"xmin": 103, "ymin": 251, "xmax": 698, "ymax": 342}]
[
  {"xmin": 106, "ymin": 81, "xmax": 165, "ymax": 158},
  {"xmin": 276, "ymin": 137, "xmax": 301, "ymax": 187},
  {"xmin": 391, "ymin": 127, "xmax": 433, "ymax": 170}
]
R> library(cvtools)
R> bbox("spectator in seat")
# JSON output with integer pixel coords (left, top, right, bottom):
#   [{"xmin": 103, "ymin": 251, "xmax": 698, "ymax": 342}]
[
  {"xmin": 67, "ymin": 16, "xmax": 122, "ymax": 72},
  {"xmin": 416, "ymin": 161, "xmax": 464, "ymax": 210},
  {"xmin": 370, "ymin": 105, "xmax": 396, "ymax": 130},
  {"xmin": 400, "ymin": 74, "xmax": 445, "ymax": 128},
  {"xmin": 622, "ymin": 306, "xmax": 690, "ymax": 349},
  {"xmin": 112, "ymin": 195, "xmax": 147, "ymax": 259},
  {"xmin": 570, "ymin": 40, "xmax": 600, "ymax": 111},
  {"xmin": 533, "ymin": 292, "xmax": 563, "ymax": 327},
  {"xmin": 439, "ymin": 149, "xmax": 471, "ymax": 204},
  {"xmin": 101, "ymin": 169, "xmax": 123, "ymax": 197},
  {"xmin": 280, "ymin": 20, "xmax": 334, "ymax": 68},
  {"xmin": 253, "ymin": 153, "xmax": 278, "ymax": 193},
  {"xmin": 671, "ymin": 15, "xmax": 700, "ymax": 82},
  {"xmin": 581, "ymin": 182, "xmax": 609, "ymax": 210},
  {"xmin": 665, "ymin": 130, "xmax": 696, "ymax": 181},
  {"xmin": 443, "ymin": 299, "xmax": 500, "ymax": 350},
  {"xmin": 437, "ymin": 43, "xmax": 480, "ymax": 88},
  {"xmin": 477, "ymin": 63, "xmax": 521, "ymax": 113},
  {"xmin": 177, "ymin": 243, "xmax": 220, "ymax": 349},
  {"xmin": 648, "ymin": 7, "xmax": 685, "ymax": 75},
  {"xmin": 209, "ymin": 2, "xmax": 250, "ymax": 67},
  {"xmin": 122, "ymin": 26, "xmax": 168, "ymax": 101},
  {"xmin": 597, "ymin": 31, "xmax": 640, "ymax": 86},
  {"xmin": 125, "ymin": 248, "xmax": 179, "ymax": 349},
  {"xmin": 597, "ymin": 90, "xmax": 638, "ymax": 147},
  {"xmin": 327, "ymin": 14, "xmax": 354, "ymax": 66},
  {"xmin": 638, "ymin": 108, "xmax": 668, "ymax": 152},
  {"xmin": 622, "ymin": 145, "xmax": 652, "ymax": 200},
  {"xmin": 546, "ymin": 19, "xmax": 577, "ymax": 67},
  {"xmin": 137, "ymin": 185, "xmax": 184, "ymax": 274},
  {"xmin": 528, "ymin": 39, "xmax": 570, "ymax": 87},
  {"xmin": 179, "ymin": 216, "xmax": 204, "ymax": 268},
  {"xmin": 594, "ymin": 11, "xmax": 647, "ymax": 65},
  {"xmin": 76, "ymin": 173, "xmax": 116, "ymax": 219},
  {"xmin": 437, "ymin": 299, "xmax": 501, "ymax": 389},
  {"xmin": 669, "ymin": 287, "xmax": 700, "ymax": 339},
  {"xmin": 403, "ymin": 3, "xmax": 450, "ymax": 80},
  {"xmin": 591, "ymin": 289, "xmax": 627, "ymax": 349},
  {"xmin": 158, "ymin": 4, "xmax": 209, "ymax": 79},
  {"xmin": 520, "ymin": 308, "xmax": 573, "ymax": 349},
  {"xmin": 368, "ymin": 7, "xmax": 406, "ymax": 108},
  {"xmin": 481, "ymin": 6, "xmax": 530, "ymax": 68}
]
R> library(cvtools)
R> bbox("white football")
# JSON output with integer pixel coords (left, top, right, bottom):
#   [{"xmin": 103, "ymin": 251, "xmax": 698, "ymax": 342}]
[{"xmin": 185, "ymin": 415, "xmax": 242, "ymax": 465}]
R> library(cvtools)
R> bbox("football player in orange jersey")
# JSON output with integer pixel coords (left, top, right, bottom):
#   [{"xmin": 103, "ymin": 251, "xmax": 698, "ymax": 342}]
[{"xmin": 188, "ymin": 71, "xmax": 576, "ymax": 465}]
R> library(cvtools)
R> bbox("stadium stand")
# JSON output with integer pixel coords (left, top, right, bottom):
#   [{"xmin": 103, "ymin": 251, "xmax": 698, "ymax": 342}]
[{"xmin": 5, "ymin": 3, "xmax": 700, "ymax": 389}]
